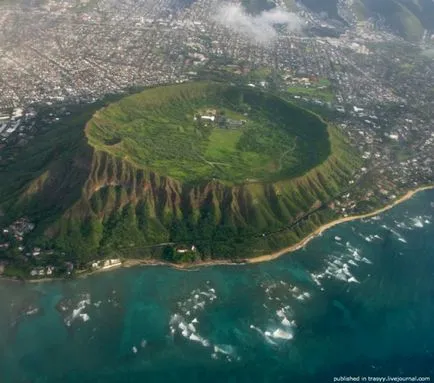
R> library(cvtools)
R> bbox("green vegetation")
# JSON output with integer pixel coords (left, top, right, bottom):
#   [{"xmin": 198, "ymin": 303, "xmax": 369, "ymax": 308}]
[
  {"xmin": 0, "ymin": 82, "xmax": 361, "ymax": 272},
  {"xmin": 298, "ymin": 0, "xmax": 433, "ymax": 41},
  {"xmin": 352, "ymin": 0, "xmax": 368, "ymax": 19},
  {"xmin": 241, "ymin": 0, "xmax": 275, "ymax": 14},
  {"xmin": 0, "ymin": 93, "xmax": 128, "ymax": 228},
  {"xmin": 87, "ymin": 82, "xmax": 331, "ymax": 184},
  {"xmin": 358, "ymin": 0, "xmax": 429, "ymax": 41},
  {"xmin": 287, "ymin": 84, "xmax": 335, "ymax": 103}
]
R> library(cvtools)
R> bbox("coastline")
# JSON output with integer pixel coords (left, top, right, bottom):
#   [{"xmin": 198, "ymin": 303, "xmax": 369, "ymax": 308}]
[
  {"xmin": 122, "ymin": 185, "xmax": 434, "ymax": 269},
  {"xmin": 4, "ymin": 185, "xmax": 434, "ymax": 282},
  {"xmin": 245, "ymin": 185, "xmax": 434, "ymax": 264}
]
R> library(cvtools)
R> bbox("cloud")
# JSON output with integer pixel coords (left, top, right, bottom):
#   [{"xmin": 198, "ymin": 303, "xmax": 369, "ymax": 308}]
[{"xmin": 213, "ymin": 3, "xmax": 303, "ymax": 44}]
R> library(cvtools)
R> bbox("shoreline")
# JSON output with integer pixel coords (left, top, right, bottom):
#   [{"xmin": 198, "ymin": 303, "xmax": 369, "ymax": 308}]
[
  {"xmin": 245, "ymin": 185, "xmax": 434, "ymax": 264},
  {"xmin": 117, "ymin": 185, "xmax": 434, "ymax": 270},
  {"xmin": 4, "ymin": 185, "xmax": 434, "ymax": 282}
]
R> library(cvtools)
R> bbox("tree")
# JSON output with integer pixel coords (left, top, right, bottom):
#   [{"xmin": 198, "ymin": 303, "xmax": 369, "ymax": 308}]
[{"xmin": 162, "ymin": 245, "xmax": 175, "ymax": 262}]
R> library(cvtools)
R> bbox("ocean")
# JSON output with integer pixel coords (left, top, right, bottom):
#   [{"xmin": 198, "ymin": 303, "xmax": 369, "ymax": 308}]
[{"xmin": 1, "ymin": 189, "xmax": 433, "ymax": 383}]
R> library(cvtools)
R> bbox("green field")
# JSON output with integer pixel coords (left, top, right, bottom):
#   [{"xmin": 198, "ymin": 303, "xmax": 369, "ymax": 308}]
[
  {"xmin": 87, "ymin": 82, "xmax": 331, "ymax": 184},
  {"xmin": 0, "ymin": 81, "xmax": 361, "ymax": 271},
  {"xmin": 287, "ymin": 83, "xmax": 334, "ymax": 102}
]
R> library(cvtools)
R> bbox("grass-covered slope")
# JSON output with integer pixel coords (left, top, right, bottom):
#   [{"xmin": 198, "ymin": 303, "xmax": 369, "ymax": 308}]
[
  {"xmin": 299, "ymin": 0, "xmax": 433, "ymax": 41},
  {"xmin": 86, "ymin": 82, "xmax": 330, "ymax": 185},
  {"xmin": 0, "ymin": 83, "xmax": 361, "ymax": 265},
  {"xmin": 241, "ymin": 0, "xmax": 275, "ymax": 15},
  {"xmin": 362, "ymin": 0, "xmax": 425, "ymax": 41}
]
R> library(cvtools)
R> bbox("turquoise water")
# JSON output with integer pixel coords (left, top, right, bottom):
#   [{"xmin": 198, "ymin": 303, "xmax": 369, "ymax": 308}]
[{"xmin": 1, "ymin": 190, "xmax": 434, "ymax": 383}]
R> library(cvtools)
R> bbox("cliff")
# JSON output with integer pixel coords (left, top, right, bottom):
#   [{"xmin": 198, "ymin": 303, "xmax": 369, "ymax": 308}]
[{"xmin": 0, "ymin": 83, "xmax": 361, "ymax": 264}]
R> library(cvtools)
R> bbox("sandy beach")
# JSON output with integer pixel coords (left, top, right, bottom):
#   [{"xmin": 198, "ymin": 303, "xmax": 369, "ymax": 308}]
[
  {"xmin": 7, "ymin": 184, "xmax": 433, "ymax": 282},
  {"xmin": 123, "ymin": 185, "xmax": 434, "ymax": 270},
  {"xmin": 246, "ymin": 185, "xmax": 434, "ymax": 264}
]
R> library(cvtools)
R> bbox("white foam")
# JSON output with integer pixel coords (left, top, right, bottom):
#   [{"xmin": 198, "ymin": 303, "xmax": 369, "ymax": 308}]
[
  {"xmin": 310, "ymin": 274, "xmax": 322, "ymax": 286},
  {"xmin": 335, "ymin": 271, "xmax": 348, "ymax": 282},
  {"xmin": 346, "ymin": 243, "xmax": 363, "ymax": 261},
  {"xmin": 333, "ymin": 259, "xmax": 344, "ymax": 266},
  {"xmin": 412, "ymin": 217, "xmax": 424, "ymax": 228},
  {"xmin": 272, "ymin": 328, "xmax": 293, "ymax": 340},
  {"xmin": 170, "ymin": 313, "xmax": 182, "ymax": 324},
  {"xmin": 79, "ymin": 313, "xmax": 90, "ymax": 322},
  {"xmin": 72, "ymin": 301, "xmax": 88, "ymax": 319},
  {"xmin": 348, "ymin": 276, "xmax": 360, "ymax": 283},
  {"xmin": 26, "ymin": 307, "xmax": 39, "ymax": 316},
  {"xmin": 214, "ymin": 344, "xmax": 235, "ymax": 356},
  {"xmin": 390, "ymin": 227, "xmax": 404, "ymax": 239},
  {"xmin": 189, "ymin": 333, "xmax": 201, "ymax": 342},
  {"xmin": 250, "ymin": 325, "xmax": 277, "ymax": 345},
  {"xmin": 276, "ymin": 309, "xmax": 285, "ymax": 318},
  {"xmin": 281, "ymin": 317, "xmax": 290, "ymax": 326},
  {"xmin": 169, "ymin": 285, "xmax": 222, "ymax": 355},
  {"xmin": 65, "ymin": 294, "xmax": 91, "ymax": 326},
  {"xmin": 397, "ymin": 237, "xmax": 407, "ymax": 243}
]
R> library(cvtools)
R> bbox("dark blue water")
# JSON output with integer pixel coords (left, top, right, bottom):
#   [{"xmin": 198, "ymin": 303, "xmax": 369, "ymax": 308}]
[{"xmin": 1, "ymin": 190, "xmax": 434, "ymax": 383}]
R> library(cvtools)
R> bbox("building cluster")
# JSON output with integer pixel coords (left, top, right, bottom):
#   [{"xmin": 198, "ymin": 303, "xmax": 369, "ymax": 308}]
[
  {"xmin": 30, "ymin": 265, "xmax": 55, "ymax": 278},
  {"xmin": 1, "ymin": 217, "xmax": 35, "ymax": 244},
  {"xmin": 91, "ymin": 258, "xmax": 122, "ymax": 271},
  {"xmin": 329, "ymin": 100, "xmax": 434, "ymax": 216},
  {"xmin": 0, "ymin": 0, "xmax": 421, "ymax": 112},
  {"xmin": 0, "ymin": 0, "xmax": 433, "ymax": 276}
]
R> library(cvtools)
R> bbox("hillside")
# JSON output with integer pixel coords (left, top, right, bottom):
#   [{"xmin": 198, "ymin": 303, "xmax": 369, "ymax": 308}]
[
  {"xmin": 241, "ymin": 0, "xmax": 275, "ymax": 14},
  {"xmin": 220, "ymin": 0, "xmax": 432, "ymax": 41},
  {"xmin": 86, "ymin": 82, "xmax": 330, "ymax": 184},
  {"xmin": 0, "ymin": 82, "xmax": 361, "ymax": 269},
  {"xmin": 297, "ymin": 0, "xmax": 433, "ymax": 41}
]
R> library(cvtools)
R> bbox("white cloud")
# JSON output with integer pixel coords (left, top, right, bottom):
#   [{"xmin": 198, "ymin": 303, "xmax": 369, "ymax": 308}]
[{"xmin": 213, "ymin": 3, "xmax": 303, "ymax": 44}]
